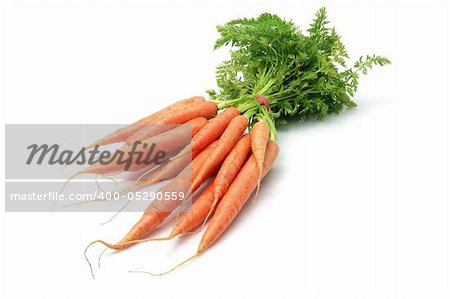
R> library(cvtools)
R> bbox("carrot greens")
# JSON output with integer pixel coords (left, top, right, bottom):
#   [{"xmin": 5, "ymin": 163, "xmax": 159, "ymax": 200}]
[{"xmin": 207, "ymin": 7, "xmax": 390, "ymax": 140}]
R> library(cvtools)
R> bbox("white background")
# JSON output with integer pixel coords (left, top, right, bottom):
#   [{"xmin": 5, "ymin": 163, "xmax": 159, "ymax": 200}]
[{"xmin": 1, "ymin": 0, "xmax": 449, "ymax": 298}]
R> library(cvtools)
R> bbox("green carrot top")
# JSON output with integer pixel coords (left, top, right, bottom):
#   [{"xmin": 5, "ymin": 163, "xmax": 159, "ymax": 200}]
[{"xmin": 207, "ymin": 7, "xmax": 391, "ymax": 140}]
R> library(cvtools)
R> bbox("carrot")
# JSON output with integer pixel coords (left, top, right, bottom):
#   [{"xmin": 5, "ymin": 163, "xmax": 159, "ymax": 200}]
[
  {"xmin": 169, "ymin": 182, "xmax": 216, "ymax": 237},
  {"xmin": 154, "ymin": 141, "xmax": 279, "ymax": 275},
  {"xmin": 116, "ymin": 177, "xmax": 191, "ymax": 246},
  {"xmin": 251, "ymin": 121, "xmax": 270, "ymax": 200},
  {"xmin": 191, "ymin": 115, "xmax": 248, "ymax": 191},
  {"xmin": 80, "ymin": 122, "xmax": 193, "ymax": 175},
  {"xmin": 175, "ymin": 107, "xmax": 241, "ymax": 159},
  {"xmin": 125, "ymin": 101, "xmax": 217, "ymax": 146},
  {"xmin": 87, "ymin": 96, "xmax": 204, "ymax": 147},
  {"xmin": 213, "ymin": 134, "xmax": 252, "ymax": 203},
  {"xmin": 186, "ymin": 117, "xmax": 208, "ymax": 137},
  {"xmin": 201, "ymin": 141, "xmax": 278, "ymax": 250},
  {"xmin": 201, "ymin": 134, "xmax": 252, "ymax": 227}
]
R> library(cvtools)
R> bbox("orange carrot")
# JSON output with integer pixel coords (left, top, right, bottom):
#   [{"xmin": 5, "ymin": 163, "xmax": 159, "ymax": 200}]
[
  {"xmin": 170, "ymin": 181, "xmax": 215, "ymax": 237},
  {"xmin": 135, "ymin": 96, "xmax": 205, "ymax": 125},
  {"xmin": 191, "ymin": 115, "xmax": 248, "ymax": 191},
  {"xmin": 186, "ymin": 117, "xmax": 208, "ymax": 137},
  {"xmin": 201, "ymin": 134, "xmax": 252, "ymax": 226},
  {"xmin": 200, "ymin": 141, "xmax": 278, "ymax": 251},
  {"xmin": 88, "ymin": 96, "xmax": 204, "ymax": 147},
  {"xmin": 251, "ymin": 121, "xmax": 270, "ymax": 199},
  {"xmin": 81, "ymin": 123, "xmax": 193, "ymax": 175},
  {"xmin": 153, "ymin": 141, "xmax": 278, "ymax": 275},
  {"xmin": 115, "ymin": 178, "xmax": 191, "ymax": 247},
  {"xmin": 213, "ymin": 134, "xmax": 252, "ymax": 202},
  {"xmin": 175, "ymin": 107, "xmax": 241, "ymax": 159},
  {"xmin": 125, "ymin": 101, "xmax": 217, "ymax": 146}
]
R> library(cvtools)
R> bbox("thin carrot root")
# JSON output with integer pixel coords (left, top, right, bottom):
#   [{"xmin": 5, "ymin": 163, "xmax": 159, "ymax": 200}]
[
  {"xmin": 84, "ymin": 240, "xmax": 109, "ymax": 279},
  {"xmin": 52, "ymin": 171, "xmax": 86, "ymax": 213},
  {"xmin": 94, "ymin": 174, "xmax": 119, "ymax": 195},
  {"xmin": 199, "ymin": 196, "xmax": 219, "ymax": 230},
  {"xmin": 62, "ymin": 198, "xmax": 104, "ymax": 208},
  {"xmin": 84, "ymin": 235, "xmax": 176, "ymax": 278},
  {"xmin": 59, "ymin": 171, "xmax": 84, "ymax": 194},
  {"xmin": 62, "ymin": 186, "xmax": 104, "ymax": 208},
  {"xmin": 61, "ymin": 169, "xmax": 123, "ymax": 196},
  {"xmin": 87, "ymin": 236, "xmax": 175, "ymax": 251},
  {"xmin": 178, "ymin": 212, "xmax": 212, "ymax": 238},
  {"xmin": 98, "ymin": 248, "xmax": 108, "ymax": 269},
  {"xmin": 62, "ymin": 174, "xmax": 120, "ymax": 209},
  {"xmin": 135, "ymin": 168, "xmax": 157, "ymax": 185},
  {"xmin": 102, "ymin": 178, "xmax": 153, "ymax": 219},
  {"xmin": 251, "ymin": 175, "xmax": 262, "ymax": 206},
  {"xmin": 178, "ymin": 229, "xmax": 200, "ymax": 238},
  {"xmin": 100, "ymin": 199, "xmax": 130, "ymax": 225},
  {"xmin": 100, "ymin": 169, "xmax": 156, "ymax": 196},
  {"xmin": 132, "ymin": 164, "xmax": 166, "ymax": 187},
  {"xmin": 114, "ymin": 179, "xmax": 148, "ymax": 199},
  {"xmin": 130, "ymin": 251, "xmax": 202, "ymax": 276}
]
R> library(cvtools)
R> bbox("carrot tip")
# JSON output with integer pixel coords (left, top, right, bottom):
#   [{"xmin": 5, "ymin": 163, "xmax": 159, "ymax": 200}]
[
  {"xmin": 251, "ymin": 177, "xmax": 262, "ymax": 206},
  {"xmin": 199, "ymin": 195, "xmax": 219, "ymax": 230},
  {"xmin": 100, "ymin": 199, "xmax": 130, "ymax": 225}
]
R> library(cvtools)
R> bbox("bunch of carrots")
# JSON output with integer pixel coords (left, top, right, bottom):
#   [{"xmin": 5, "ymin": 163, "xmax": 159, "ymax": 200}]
[
  {"xmin": 78, "ymin": 8, "xmax": 390, "ymax": 276},
  {"xmin": 82, "ymin": 96, "xmax": 276, "ymax": 276}
]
